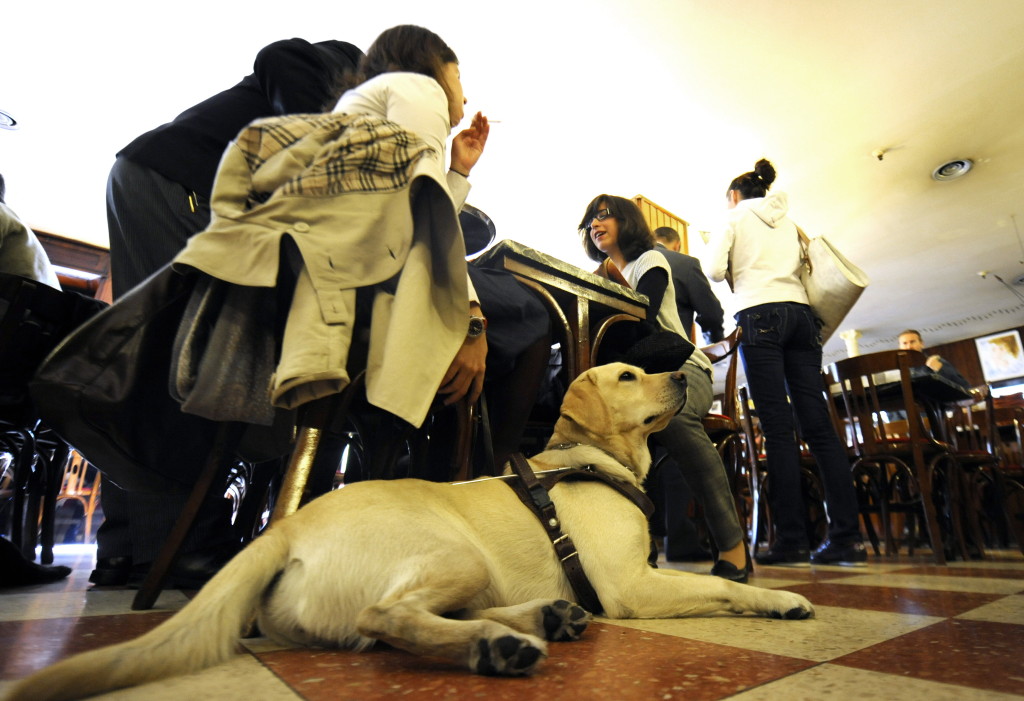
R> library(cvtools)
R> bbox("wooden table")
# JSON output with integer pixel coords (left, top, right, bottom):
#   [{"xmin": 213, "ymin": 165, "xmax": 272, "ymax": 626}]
[{"xmin": 472, "ymin": 240, "xmax": 647, "ymax": 380}]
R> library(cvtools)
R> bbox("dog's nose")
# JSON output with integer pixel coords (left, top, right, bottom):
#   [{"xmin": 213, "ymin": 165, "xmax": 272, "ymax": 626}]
[{"xmin": 670, "ymin": 370, "xmax": 687, "ymax": 387}]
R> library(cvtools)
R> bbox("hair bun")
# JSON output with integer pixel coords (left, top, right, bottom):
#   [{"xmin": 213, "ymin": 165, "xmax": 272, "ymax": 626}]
[{"xmin": 753, "ymin": 158, "xmax": 776, "ymax": 188}]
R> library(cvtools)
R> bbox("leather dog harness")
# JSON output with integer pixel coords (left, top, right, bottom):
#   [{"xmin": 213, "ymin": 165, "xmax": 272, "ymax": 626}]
[{"xmin": 502, "ymin": 452, "xmax": 654, "ymax": 615}]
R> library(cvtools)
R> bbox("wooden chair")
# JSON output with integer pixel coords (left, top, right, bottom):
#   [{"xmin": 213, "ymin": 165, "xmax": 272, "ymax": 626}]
[
  {"xmin": 826, "ymin": 350, "xmax": 963, "ymax": 565},
  {"xmin": 697, "ymin": 328, "xmax": 749, "ymax": 529},
  {"xmin": 56, "ymin": 451, "xmax": 102, "ymax": 545},
  {"xmin": 944, "ymin": 388, "xmax": 1024, "ymax": 555},
  {"xmin": 994, "ymin": 404, "xmax": 1024, "ymax": 550},
  {"xmin": 735, "ymin": 385, "xmax": 770, "ymax": 553}
]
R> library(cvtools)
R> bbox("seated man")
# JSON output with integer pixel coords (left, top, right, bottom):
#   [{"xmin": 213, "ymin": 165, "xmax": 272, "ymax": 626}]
[
  {"xmin": 652, "ymin": 227, "xmax": 723, "ymax": 343},
  {"xmin": 897, "ymin": 329, "xmax": 970, "ymax": 389}
]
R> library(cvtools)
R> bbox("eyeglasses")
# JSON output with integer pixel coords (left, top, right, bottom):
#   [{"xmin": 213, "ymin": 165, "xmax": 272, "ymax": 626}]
[{"xmin": 584, "ymin": 208, "xmax": 613, "ymax": 233}]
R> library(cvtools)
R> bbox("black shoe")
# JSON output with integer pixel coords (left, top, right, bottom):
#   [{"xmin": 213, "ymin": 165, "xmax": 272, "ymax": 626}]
[
  {"xmin": 0, "ymin": 538, "xmax": 73, "ymax": 587},
  {"xmin": 128, "ymin": 544, "xmax": 240, "ymax": 589},
  {"xmin": 710, "ymin": 559, "xmax": 749, "ymax": 583},
  {"xmin": 810, "ymin": 539, "xmax": 867, "ymax": 567},
  {"xmin": 89, "ymin": 556, "xmax": 133, "ymax": 586},
  {"xmin": 754, "ymin": 546, "xmax": 810, "ymax": 567}
]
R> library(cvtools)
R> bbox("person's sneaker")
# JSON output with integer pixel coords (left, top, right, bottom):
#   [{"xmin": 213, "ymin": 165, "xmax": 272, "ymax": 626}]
[
  {"xmin": 753, "ymin": 546, "xmax": 810, "ymax": 567},
  {"xmin": 810, "ymin": 539, "xmax": 868, "ymax": 567}
]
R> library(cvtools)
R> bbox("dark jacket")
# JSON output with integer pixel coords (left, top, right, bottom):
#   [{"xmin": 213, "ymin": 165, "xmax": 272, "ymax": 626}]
[
  {"xmin": 654, "ymin": 244, "xmax": 724, "ymax": 343},
  {"xmin": 118, "ymin": 38, "xmax": 363, "ymax": 198}
]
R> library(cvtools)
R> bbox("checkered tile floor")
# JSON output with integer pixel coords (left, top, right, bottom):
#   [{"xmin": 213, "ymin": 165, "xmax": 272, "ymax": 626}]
[{"xmin": 1, "ymin": 544, "xmax": 1022, "ymax": 699}]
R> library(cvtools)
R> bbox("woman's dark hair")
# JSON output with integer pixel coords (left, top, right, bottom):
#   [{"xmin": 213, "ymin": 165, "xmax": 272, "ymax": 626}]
[
  {"xmin": 345, "ymin": 25, "xmax": 457, "ymax": 91},
  {"xmin": 578, "ymin": 194, "xmax": 655, "ymax": 263},
  {"xmin": 727, "ymin": 158, "xmax": 776, "ymax": 200}
]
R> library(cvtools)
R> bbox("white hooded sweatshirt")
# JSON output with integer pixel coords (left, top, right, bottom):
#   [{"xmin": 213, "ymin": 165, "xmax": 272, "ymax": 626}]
[{"xmin": 703, "ymin": 192, "xmax": 808, "ymax": 313}]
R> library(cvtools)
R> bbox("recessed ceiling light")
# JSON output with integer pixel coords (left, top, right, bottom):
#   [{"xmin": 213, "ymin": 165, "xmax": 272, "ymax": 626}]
[
  {"xmin": 0, "ymin": 109, "xmax": 17, "ymax": 130},
  {"xmin": 931, "ymin": 158, "xmax": 973, "ymax": 181}
]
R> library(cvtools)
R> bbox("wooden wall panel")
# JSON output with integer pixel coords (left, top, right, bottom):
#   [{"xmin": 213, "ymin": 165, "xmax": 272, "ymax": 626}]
[
  {"xmin": 929, "ymin": 324, "xmax": 1024, "ymax": 389},
  {"xmin": 633, "ymin": 195, "xmax": 689, "ymax": 254},
  {"xmin": 34, "ymin": 230, "xmax": 112, "ymax": 302}
]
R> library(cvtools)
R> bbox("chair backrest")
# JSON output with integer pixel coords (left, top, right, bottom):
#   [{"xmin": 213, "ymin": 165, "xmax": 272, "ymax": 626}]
[
  {"xmin": 825, "ymin": 349, "xmax": 938, "ymax": 457},
  {"xmin": 699, "ymin": 326, "xmax": 742, "ymax": 419},
  {"xmin": 945, "ymin": 386, "xmax": 997, "ymax": 456}
]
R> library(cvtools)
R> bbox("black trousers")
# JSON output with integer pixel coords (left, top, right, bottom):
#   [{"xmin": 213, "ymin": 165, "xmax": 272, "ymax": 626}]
[{"xmin": 97, "ymin": 158, "xmax": 230, "ymax": 564}]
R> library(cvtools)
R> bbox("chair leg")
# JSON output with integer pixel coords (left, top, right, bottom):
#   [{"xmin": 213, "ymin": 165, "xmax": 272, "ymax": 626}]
[
  {"xmin": 957, "ymin": 464, "xmax": 988, "ymax": 559},
  {"xmin": 131, "ymin": 422, "xmax": 244, "ymax": 611},
  {"xmin": 989, "ymin": 466, "xmax": 1024, "ymax": 555},
  {"xmin": 915, "ymin": 461, "xmax": 947, "ymax": 566},
  {"xmin": 38, "ymin": 442, "xmax": 72, "ymax": 564},
  {"xmin": 9, "ymin": 427, "xmax": 37, "ymax": 559},
  {"xmin": 271, "ymin": 377, "xmax": 364, "ymax": 523}
]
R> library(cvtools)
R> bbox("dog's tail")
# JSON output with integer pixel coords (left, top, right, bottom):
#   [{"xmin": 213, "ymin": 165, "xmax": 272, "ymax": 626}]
[{"xmin": 4, "ymin": 528, "xmax": 291, "ymax": 701}]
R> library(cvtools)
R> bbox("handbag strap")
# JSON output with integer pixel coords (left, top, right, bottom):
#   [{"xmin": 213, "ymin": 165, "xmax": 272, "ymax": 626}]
[
  {"xmin": 505, "ymin": 453, "xmax": 604, "ymax": 614},
  {"xmin": 795, "ymin": 223, "xmax": 812, "ymax": 275}
]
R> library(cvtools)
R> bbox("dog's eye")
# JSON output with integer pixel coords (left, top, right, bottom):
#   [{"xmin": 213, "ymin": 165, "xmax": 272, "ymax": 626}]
[{"xmin": 619, "ymin": 371, "xmax": 636, "ymax": 382}]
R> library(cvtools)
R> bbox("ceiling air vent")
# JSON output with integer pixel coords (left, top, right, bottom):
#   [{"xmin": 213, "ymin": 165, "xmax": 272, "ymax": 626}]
[{"xmin": 931, "ymin": 159, "xmax": 973, "ymax": 181}]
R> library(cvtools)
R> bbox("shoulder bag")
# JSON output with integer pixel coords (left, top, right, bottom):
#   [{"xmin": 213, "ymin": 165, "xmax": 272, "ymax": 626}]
[{"xmin": 796, "ymin": 225, "xmax": 870, "ymax": 343}]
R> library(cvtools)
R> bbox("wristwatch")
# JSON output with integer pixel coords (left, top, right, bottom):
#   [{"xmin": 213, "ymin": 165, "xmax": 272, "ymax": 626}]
[{"xmin": 468, "ymin": 315, "xmax": 488, "ymax": 338}]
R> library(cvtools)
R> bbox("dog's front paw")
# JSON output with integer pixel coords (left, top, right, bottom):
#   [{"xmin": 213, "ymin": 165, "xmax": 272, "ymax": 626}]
[
  {"xmin": 765, "ymin": 591, "xmax": 814, "ymax": 620},
  {"xmin": 470, "ymin": 634, "xmax": 547, "ymax": 676},
  {"xmin": 541, "ymin": 600, "xmax": 591, "ymax": 642}
]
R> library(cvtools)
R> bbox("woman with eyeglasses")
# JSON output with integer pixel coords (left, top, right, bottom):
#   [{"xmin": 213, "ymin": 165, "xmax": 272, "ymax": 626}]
[
  {"xmin": 578, "ymin": 194, "xmax": 750, "ymax": 582},
  {"xmin": 704, "ymin": 159, "xmax": 865, "ymax": 567}
]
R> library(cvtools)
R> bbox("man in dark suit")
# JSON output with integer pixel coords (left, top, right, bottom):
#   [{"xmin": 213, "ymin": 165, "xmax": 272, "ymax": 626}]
[
  {"xmin": 107, "ymin": 38, "xmax": 362, "ymax": 297},
  {"xmin": 94, "ymin": 38, "xmax": 363, "ymax": 588},
  {"xmin": 652, "ymin": 227, "xmax": 724, "ymax": 344},
  {"xmin": 897, "ymin": 329, "xmax": 971, "ymax": 389}
]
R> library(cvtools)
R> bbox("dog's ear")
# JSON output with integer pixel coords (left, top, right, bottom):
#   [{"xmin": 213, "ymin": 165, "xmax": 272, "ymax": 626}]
[{"xmin": 558, "ymin": 373, "xmax": 609, "ymax": 436}]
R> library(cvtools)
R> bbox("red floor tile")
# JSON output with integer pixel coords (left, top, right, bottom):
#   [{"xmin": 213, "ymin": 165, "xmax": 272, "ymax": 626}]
[
  {"xmin": 833, "ymin": 618, "xmax": 1024, "ymax": 695},
  {"xmin": 258, "ymin": 622, "xmax": 816, "ymax": 701},
  {"xmin": 0, "ymin": 612, "xmax": 173, "ymax": 679},
  {"xmin": 780, "ymin": 582, "xmax": 1004, "ymax": 616},
  {"xmin": 886, "ymin": 565, "xmax": 1024, "ymax": 583}
]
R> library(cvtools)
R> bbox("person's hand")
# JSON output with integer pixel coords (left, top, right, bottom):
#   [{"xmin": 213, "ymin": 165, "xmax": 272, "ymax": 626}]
[
  {"xmin": 438, "ymin": 333, "xmax": 487, "ymax": 406},
  {"xmin": 450, "ymin": 112, "xmax": 490, "ymax": 177},
  {"xmin": 925, "ymin": 354, "xmax": 944, "ymax": 373}
]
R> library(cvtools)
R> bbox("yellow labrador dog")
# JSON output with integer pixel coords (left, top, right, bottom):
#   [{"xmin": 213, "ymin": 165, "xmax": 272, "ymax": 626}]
[{"xmin": 6, "ymin": 363, "xmax": 813, "ymax": 701}]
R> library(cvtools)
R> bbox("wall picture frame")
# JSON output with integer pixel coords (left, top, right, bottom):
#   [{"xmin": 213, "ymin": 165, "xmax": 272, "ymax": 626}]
[{"xmin": 974, "ymin": 329, "xmax": 1024, "ymax": 383}]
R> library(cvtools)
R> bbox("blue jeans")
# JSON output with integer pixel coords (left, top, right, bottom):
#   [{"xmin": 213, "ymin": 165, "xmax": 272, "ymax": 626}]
[{"xmin": 737, "ymin": 302, "xmax": 860, "ymax": 548}]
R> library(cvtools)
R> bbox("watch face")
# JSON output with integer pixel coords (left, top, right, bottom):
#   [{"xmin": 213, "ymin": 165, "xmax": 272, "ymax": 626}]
[{"xmin": 468, "ymin": 317, "xmax": 485, "ymax": 337}]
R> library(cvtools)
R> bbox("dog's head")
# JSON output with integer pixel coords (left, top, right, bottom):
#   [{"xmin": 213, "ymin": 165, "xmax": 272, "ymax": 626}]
[{"xmin": 543, "ymin": 362, "xmax": 687, "ymax": 485}]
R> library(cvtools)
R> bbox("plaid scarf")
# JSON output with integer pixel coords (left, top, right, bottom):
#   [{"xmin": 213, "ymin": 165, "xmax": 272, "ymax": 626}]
[{"xmin": 234, "ymin": 112, "xmax": 434, "ymax": 209}]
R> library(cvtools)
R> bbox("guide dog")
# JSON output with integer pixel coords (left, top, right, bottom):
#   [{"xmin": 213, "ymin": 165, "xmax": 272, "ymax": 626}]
[{"xmin": 6, "ymin": 363, "xmax": 813, "ymax": 700}]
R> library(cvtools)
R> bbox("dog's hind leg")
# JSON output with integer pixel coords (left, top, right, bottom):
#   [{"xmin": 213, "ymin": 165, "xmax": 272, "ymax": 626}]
[
  {"xmin": 455, "ymin": 599, "xmax": 591, "ymax": 642},
  {"xmin": 356, "ymin": 552, "xmax": 549, "ymax": 676}
]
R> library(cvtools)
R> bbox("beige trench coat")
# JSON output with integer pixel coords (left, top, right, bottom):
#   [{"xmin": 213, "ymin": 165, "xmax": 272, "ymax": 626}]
[{"xmin": 173, "ymin": 112, "xmax": 468, "ymax": 428}]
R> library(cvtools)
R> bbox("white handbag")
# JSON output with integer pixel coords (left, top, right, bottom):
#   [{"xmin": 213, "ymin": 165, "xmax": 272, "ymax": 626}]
[{"xmin": 797, "ymin": 226, "xmax": 870, "ymax": 343}]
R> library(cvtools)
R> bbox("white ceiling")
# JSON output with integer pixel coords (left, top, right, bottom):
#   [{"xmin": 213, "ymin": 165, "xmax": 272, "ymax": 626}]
[{"xmin": 4, "ymin": 0, "xmax": 1024, "ymax": 371}]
